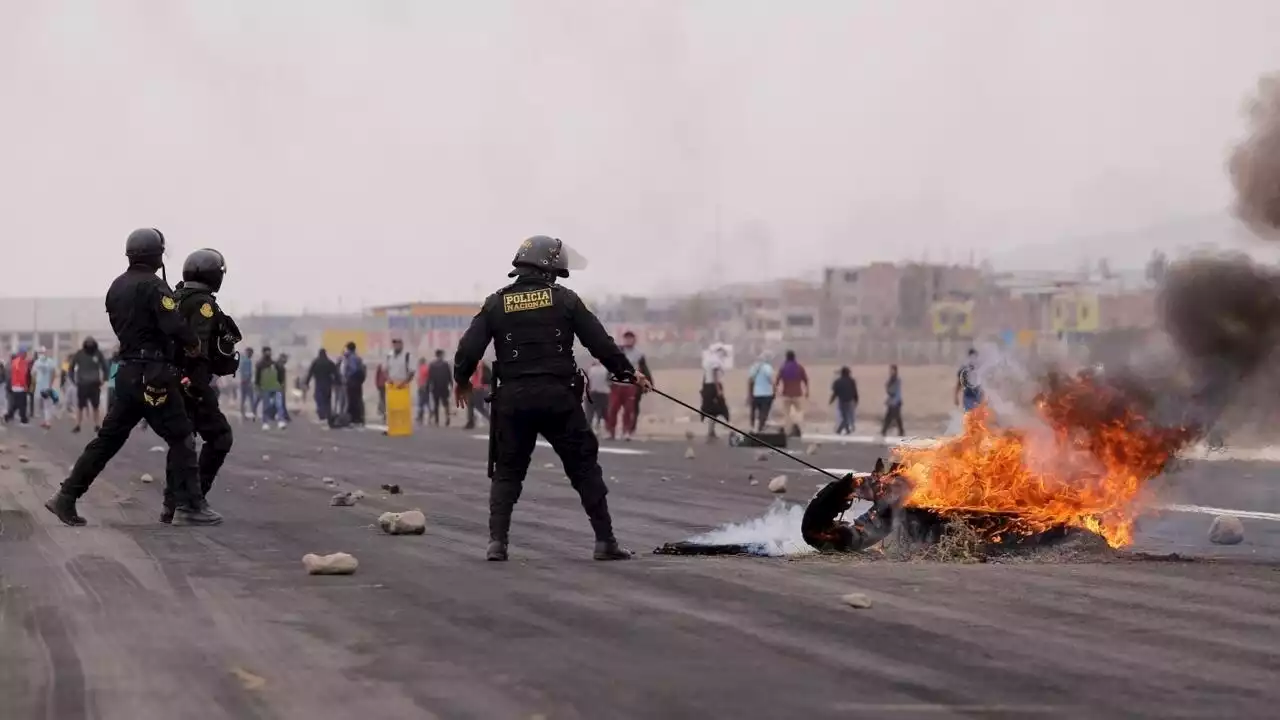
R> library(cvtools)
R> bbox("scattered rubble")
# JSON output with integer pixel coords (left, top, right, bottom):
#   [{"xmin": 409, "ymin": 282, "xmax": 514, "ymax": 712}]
[
  {"xmin": 0, "ymin": 444, "xmax": 7, "ymax": 453},
  {"xmin": 660, "ymin": 476, "xmax": 670, "ymax": 482},
  {"xmin": 768, "ymin": 475, "xmax": 788, "ymax": 493},
  {"xmin": 378, "ymin": 510, "xmax": 426, "ymax": 535},
  {"xmin": 840, "ymin": 593, "xmax": 872, "ymax": 609},
  {"xmin": 18, "ymin": 455, "xmax": 30, "ymax": 464},
  {"xmin": 684, "ymin": 430, "xmax": 695, "ymax": 441},
  {"xmin": 684, "ymin": 447, "xmax": 696, "ymax": 459},
  {"xmin": 302, "ymin": 552, "xmax": 358, "ymax": 575},
  {"xmin": 754, "ymin": 450, "xmax": 769, "ymax": 461},
  {"xmin": 380, "ymin": 483, "xmax": 401, "ymax": 495},
  {"xmin": 805, "ymin": 443, "xmax": 820, "ymax": 456},
  {"xmin": 140, "ymin": 473, "xmax": 154, "ymax": 484},
  {"xmin": 0, "ymin": 464, "xmax": 9, "ymax": 470},
  {"xmin": 1209, "ymin": 515, "xmax": 1245, "ymax": 545},
  {"xmin": 19, "ymin": 443, "xmax": 28, "ymax": 449},
  {"xmin": 322, "ymin": 477, "xmax": 338, "ymax": 487},
  {"xmin": 330, "ymin": 492, "xmax": 361, "ymax": 507},
  {"xmin": 262, "ymin": 454, "xmax": 271, "ymax": 462},
  {"xmin": 750, "ymin": 479, "xmax": 759, "ymax": 486}
]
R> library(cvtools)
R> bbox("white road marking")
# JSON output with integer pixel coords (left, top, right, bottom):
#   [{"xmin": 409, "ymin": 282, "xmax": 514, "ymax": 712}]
[
  {"xmin": 1157, "ymin": 504, "xmax": 1280, "ymax": 522},
  {"xmin": 469, "ymin": 434, "xmax": 650, "ymax": 455},
  {"xmin": 802, "ymin": 433, "xmax": 939, "ymax": 448}
]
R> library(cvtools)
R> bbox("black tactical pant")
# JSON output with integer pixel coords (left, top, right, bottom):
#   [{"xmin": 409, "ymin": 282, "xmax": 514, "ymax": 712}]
[
  {"xmin": 179, "ymin": 384, "xmax": 234, "ymax": 501},
  {"xmin": 489, "ymin": 379, "xmax": 615, "ymax": 544},
  {"xmin": 60, "ymin": 363, "xmax": 203, "ymax": 510}
]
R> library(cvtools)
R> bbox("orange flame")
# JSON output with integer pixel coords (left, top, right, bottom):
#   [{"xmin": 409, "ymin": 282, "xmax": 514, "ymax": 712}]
[{"xmin": 893, "ymin": 374, "xmax": 1195, "ymax": 547}]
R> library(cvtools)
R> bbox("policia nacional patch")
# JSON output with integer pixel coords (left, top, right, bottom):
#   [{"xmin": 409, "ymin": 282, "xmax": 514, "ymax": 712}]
[
  {"xmin": 503, "ymin": 288, "xmax": 553, "ymax": 313},
  {"xmin": 161, "ymin": 295, "xmax": 177, "ymax": 311},
  {"xmin": 200, "ymin": 302, "xmax": 214, "ymax": 318}
]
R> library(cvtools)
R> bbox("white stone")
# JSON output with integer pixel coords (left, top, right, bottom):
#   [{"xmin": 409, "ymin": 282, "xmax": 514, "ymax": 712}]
[
  {"xmin": 1208, "ymin": 515, "xmax": 1245, "ymax": 545},
  {"xmin": 330, "ymin": 492, "xmax": 360, "ymax": 507},
  {"xmin": 768, "ymin": 475, "xmax": 788, "ymax": 493},
  {"xmin": 262, "ymin": 454, "xmax": 271, "ymax": 461},
  {"xmin": 378, "ymin": 510, "xmax": 427, "ymax": 535},
  {"xmin": 841, "ymin": 593, "xmax": 872, "ymax": 609},
  {"xmin": 140, "ymin": 473, "xmax": 154, "ymax": 484},
  {"xmin": 684, "ymin": 446, "xmax": 696, "ymax": 459},
  {"xmin": 321, "ymin": 477, "xmax": 337, "ymax": 487},
  {"xmin": 805, "ymin": 443, "xmax": 820, "ymax": 456},
  {"xmin": 303, "ymin": 552, "xmax": 358, "ymax": 575},
  {"xmin": 149, "ymin": 445, "xmax": 165, "ymax": 453},
  {"xmin": 750, "ymin": 479, "xmax": 759, "ymax": 486},
  {"xmin": 754, "ymin": 450, "xmax": 769, "ymax": 461},
  {"xmin": 17, "ymin": 455, "xmax": 30, "ymax": 464}
]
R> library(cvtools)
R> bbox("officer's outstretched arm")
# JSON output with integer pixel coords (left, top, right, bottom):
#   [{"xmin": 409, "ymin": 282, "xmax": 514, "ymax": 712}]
[
  {"xmin": 154, "ymin": 283, "xmax": 200, "ymax": 357},
  {"xmin": 569, "ymin": 292, "xmax": 633, "ymax": 379},
  {"xmin": 453, "ymin": 297, "xmax": 494, "ymax": 387}
]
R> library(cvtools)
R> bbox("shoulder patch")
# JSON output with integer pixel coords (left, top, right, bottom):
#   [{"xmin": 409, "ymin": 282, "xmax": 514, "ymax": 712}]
[
  {"xmin": 200, "ymin": 302, "xmax": 214, "ymax": 318},
  {"xmin": 502, "ymin": 288, "xmax": 553, "ymax": 313},
  {"xmin": 160, "ymin": 295, "xmax": 177, "ymax": 311}
]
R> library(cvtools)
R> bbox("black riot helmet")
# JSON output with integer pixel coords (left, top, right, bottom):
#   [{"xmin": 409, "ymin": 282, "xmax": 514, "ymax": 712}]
[
  {"xmin": 125, "ymin": 228, "xmax": 166, "ymax": 269},
  {"xmin": 509, "ymin": 235, "xmax": 589, "ymax": 279},
  {"xmin": 182, "ymin": 248, "xmax": 227, "ymax": 292}
]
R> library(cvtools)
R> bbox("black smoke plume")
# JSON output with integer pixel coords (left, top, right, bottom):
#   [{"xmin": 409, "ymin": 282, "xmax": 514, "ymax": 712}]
[{"xmin": 1229, "ymin": 73, "xmax": 1280, "ymax": 240}]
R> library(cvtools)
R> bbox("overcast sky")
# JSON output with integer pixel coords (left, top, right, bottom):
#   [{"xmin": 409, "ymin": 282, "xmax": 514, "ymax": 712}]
[{"xmin": 3, "ymin": 0, "xmax": 1279, "ymax": 313}]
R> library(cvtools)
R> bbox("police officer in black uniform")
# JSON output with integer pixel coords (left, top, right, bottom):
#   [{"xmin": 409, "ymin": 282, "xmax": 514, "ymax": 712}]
[
  {"xmin": 45, "ymin": 228, "xmax": 223, "ymax": 527},
  {"xmin": 453, "ymin": 235, "xmax": 651, "ymax": 562},
  {"xmin": 167, "ymin": 248, "xmax": 241, "ymax": 523}
]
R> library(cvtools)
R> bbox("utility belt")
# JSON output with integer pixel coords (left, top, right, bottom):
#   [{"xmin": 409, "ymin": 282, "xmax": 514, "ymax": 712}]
[{"xmin": 120, "ymin": 349, "xmax": 171, "ymax": 364}]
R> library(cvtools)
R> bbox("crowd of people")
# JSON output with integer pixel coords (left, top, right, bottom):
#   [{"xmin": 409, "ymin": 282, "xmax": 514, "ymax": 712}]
[{"xmin": 2, "ymin": 339, "xmax": 117, "ymax": 430}]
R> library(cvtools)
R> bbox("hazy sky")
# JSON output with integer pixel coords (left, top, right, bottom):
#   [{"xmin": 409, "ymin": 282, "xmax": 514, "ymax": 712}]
[{"xmin": 3, "ymin": 0, "xmax": 1279, "ymax": 313}]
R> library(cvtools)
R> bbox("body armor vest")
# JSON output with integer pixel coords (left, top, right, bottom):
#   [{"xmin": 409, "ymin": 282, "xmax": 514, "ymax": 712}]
[
  {"xmin": 175, "ymin": 287, "xmax": 241, "ymax": 377},
  {"xmin": 488, "ymin": 280, "xmax": 577, "ymax": 382}
]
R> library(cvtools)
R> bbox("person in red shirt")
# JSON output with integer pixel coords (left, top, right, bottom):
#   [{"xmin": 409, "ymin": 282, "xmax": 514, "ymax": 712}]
[
  {"xmin": 415, "ymin": 357, "xmax": 430, "ymax": 423},
  {"xmin": 465, "ymin": 360, "xmax": 492, "ymax": 428},
  {"xmin": 4, "ymin": 348, "xmax": 31, "ymax": 425}
]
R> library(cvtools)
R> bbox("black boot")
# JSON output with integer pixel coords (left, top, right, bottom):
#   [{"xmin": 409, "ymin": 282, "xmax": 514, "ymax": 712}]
[
  {"xmin": 486, "ymin": 540, "xmax": 508, "ymax": 561},
  {"xmin": 593, "ymin": 539, "xmax": 634, "ymax": 561},
  {"xmin": 173, "ymin": 504, "xmax": 223, "ymax": 526},
  {"xmin": 159, "ymin": 505, "xmax": 175, "ymax": 524},
  {"xmin": 44, "ymin": 492, "xmax": 87, "ymax": 527},
  {"xmin": 488, "ymin": 511, "xmax": 511, "ymax": 561}
]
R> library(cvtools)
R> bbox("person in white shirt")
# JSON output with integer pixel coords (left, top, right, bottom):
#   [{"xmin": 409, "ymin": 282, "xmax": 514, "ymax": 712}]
[{"xmin": 386, "ymin": 338, "xmax": 414, "ymax": 386}]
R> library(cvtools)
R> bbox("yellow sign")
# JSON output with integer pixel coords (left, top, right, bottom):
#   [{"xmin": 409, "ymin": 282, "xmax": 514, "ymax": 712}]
[
  {"xmin": 321, "ymin": 330, "xmax": 368, "ymax": 357},
  {"xmin": 200, "ymin": 303, "xmax": 214, "ymax": 318},
  {"xmin": 930, "ymin": 300, "xmax": 974, "ymax": 337},
  {"xmin": 503, "ymin": 288, "xmax": 553, "ymax": 313},
  {"xmin": 160, "ymin": 295, "xmax": 176, "ymax": 311},
  {"xmin": 1051, "ymin": 293, "xmax": 1099, "ymax": 333},
  {"xmin": 384, "ymin": 383, "xmax": 413, "ymax": 437}
]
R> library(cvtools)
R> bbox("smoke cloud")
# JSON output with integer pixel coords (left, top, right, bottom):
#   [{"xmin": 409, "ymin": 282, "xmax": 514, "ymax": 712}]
[
  {"xmin": 686, "ymin": 500, "xmax": 826, "ymax": 557},
  {"xmin": 1229, "ymin": 73, "xmax": 1280, "ymax": 240}
]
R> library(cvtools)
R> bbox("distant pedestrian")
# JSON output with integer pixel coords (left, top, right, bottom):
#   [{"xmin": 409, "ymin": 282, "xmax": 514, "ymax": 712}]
[
  {"xmin": 341, "ymin": 342, "xmax": 366, "ymax": 425},
  {"xmin": 699, "ymin": 345, "xmax": 730, "ymax": 440},
  {"xmin": 305, "ymin": 348, "xmax": 338, "ymax": 421},
  {"xmin": 69, "ymin": 337, "xmax": 109, "ymax": 433},
  {"xmin": 585, "ymin": 359, "xmax": 610, "ymax": 429},
  {"xmin": 415, "ymin": 357, "xmax": 430, "ymax": 423},
  {"xmin": 830, "ymin": 366, "xmax": 859, "ymax": 434},
  {"xmin": 955, "ymin": 348, "xmax": 984, "ymax": 413},
  {"xmin": 464, "ymin": 360, "xmax": 492, "ymax": 429},
  {"xmin": 881, "ymin": 364, "xmax": 904, "ymax": 437},
  {"xmin": 426, "ymin": 349, "xmax": 453, "ymax": 426},
  {"xmin": 746, "ymin": 351, "xmax": 775, "ymax": 432},
  {"xmin": 774, "ymin": 349, "xmax": 808, "ymax": 437},
  {"xmin": 238, "ymin": 347, "xmax": 256, "ymax": 420}
]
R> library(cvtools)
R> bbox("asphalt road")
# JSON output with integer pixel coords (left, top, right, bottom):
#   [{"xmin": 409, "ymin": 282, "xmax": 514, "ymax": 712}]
[{"xmin": 1, "ymin": 414, "xmax": 1278, "ymax": 719}]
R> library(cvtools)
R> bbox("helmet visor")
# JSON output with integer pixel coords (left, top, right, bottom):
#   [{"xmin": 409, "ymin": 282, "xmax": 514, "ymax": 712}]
[{"xmin": 558, "ymin": 240, "xmax": 589, "ymax": 271}]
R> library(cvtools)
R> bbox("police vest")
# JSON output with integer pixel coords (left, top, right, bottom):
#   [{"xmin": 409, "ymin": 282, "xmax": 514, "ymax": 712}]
[
  {"xmin": 176, "ymin": 288, "xmax": 241, "ymax": 377},
  {"xmin": 488, "ymin": 281, "xmax": 576, "ymax": 381}
]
